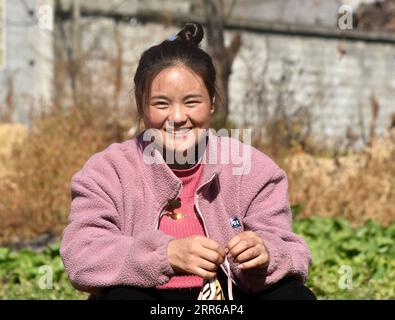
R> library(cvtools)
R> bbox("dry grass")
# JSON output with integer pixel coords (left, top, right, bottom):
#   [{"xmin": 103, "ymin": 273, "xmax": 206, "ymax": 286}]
[
  {"xmin": 0, "ymin": 105, "xmax": 133, "ymax": 244},
  {"xmin": 1, "ymin": 52, "xmax": 394, "ymax": 242},
  {"xmin": 285, "ymin": 129, "xmax": 395, "ymax": 226},
  {"xmin": 1, "ymin": 110, "xmax": 394, "ymax": 243},
  {"xmin": 0, "ymin": 124, "xmax": 28, "ymax": 177},
  {"xmin": 1, "ymin": 106, "xmax": 393, "ymax": 244}
]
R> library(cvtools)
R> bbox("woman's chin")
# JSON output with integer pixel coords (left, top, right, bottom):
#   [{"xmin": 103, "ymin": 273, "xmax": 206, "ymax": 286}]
[
  {"xmin": 159, "ymin": 138, "xmax": 199, "ymax": 162},
  {"xmin": 163, "ymin": 134, "xmax": 196, "ymax": 151},
  {"xmin": 164, "ymin": 141, "xmax": 196, "ymax": 155}
]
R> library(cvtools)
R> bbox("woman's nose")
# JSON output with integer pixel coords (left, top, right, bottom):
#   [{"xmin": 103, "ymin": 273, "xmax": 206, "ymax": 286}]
[{"xmin": 168, "ymin": 105, "xmax": 187, "ymax": 124}]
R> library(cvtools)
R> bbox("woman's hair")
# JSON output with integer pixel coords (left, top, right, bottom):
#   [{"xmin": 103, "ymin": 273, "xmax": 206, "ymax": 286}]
[{"xmin": 133, "ymin": 21, "xmax": 217, "ymax": 121}]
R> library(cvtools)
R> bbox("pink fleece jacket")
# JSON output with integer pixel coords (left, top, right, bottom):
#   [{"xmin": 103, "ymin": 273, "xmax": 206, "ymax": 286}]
[{"xmin": 60, "ymin": 129, "xmax": 311, "ymax": 295}]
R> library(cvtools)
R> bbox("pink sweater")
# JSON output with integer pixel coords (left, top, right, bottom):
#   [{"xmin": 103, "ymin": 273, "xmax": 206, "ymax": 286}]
[
  {"xmin": 60, "ymin": 129, "xmax": 312, "ymax": 295},
  {"xmin": 157, "ymin": 163, "xmax": 205, "ymax": 289}
]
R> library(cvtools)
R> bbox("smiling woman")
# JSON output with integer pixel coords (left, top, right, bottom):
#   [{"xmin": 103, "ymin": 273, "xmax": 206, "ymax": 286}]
[
  {"xmin": 144, "ymin": 65, "xmax": 214, "ymax": 169},
  {"xmin": 60, "ymin": 21, "xmax": 315, "ymax": 301},
  {"xmin": 133, "ymin": 23, "xmax": 217, "ymax": 170}
]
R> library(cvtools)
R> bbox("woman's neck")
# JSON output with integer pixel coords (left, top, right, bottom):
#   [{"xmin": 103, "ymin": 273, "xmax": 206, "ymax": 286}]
[
  {"xmin": 166, "ymin": 144, "xmax": 202, "ymax": 170},
  {"xmin": 165, "ymin": 137, "xmax": 207, "ymax": 170}
]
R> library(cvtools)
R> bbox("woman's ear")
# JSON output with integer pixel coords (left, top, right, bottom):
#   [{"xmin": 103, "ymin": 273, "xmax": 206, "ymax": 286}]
[{"xmin": 210, "ymin": 97, "xmax": 215, "ymax": 114}]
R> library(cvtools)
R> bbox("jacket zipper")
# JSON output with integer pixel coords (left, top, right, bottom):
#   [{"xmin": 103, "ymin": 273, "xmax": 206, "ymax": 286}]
[
  {"xmin": 194, "ymin": 173, "xmax": 216, "ymax": 238},
  {"xmin": 194, "ymin": 174, "xmax": 236, "ymax": 284},
  {"xmin": 154, "ymin": 173, "xmax": 235, "ymax": 285}
]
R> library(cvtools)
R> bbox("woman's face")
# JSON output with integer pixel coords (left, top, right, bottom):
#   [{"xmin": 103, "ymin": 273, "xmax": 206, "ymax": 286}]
[{"xmin": 143, "ymin": 65, "xmax": 214, "ymax": 157}]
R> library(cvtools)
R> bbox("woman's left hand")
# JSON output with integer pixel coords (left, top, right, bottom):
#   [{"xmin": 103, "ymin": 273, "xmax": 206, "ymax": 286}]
[{"xmin": 226, "ymin": 231, "xmax": 269, "ymax": 270}]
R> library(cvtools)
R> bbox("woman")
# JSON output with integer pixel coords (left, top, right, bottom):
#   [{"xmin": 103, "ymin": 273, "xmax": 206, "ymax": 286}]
[{"xmin": 60, "ymin": 22, "xmax": 315, "ymax": 300}]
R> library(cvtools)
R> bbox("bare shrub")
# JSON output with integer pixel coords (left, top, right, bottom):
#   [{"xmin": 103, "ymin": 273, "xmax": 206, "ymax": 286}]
[
  {"xmin": 285, "ymin": 128, "xmax": 395, "ymax": 226},
  {"xmin": 0, "ymin": 104, "xmax": 133, "ymax": 244}
]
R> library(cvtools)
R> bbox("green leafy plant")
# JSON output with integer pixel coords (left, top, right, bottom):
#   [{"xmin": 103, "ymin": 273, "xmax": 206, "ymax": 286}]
[
  {"xmin": 1, "ymin": 216, "xmax": 394, "ymax": 299},
  {"xmin": 294, "ymin": 216, "xmax": 395, "ymax": 299},
  {"xmin": 0, "ymin": 244, "xmax": 87, "ymax": 299}
]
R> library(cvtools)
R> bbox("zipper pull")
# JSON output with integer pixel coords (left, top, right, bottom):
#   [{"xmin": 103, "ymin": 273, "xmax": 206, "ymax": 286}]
[{"xmin": 167, "ymin": 198, "xmax": 181, "ymax": 209}]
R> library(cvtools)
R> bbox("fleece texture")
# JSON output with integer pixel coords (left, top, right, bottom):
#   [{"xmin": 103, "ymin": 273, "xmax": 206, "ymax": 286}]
[{"xmin": 60, "ymin": 129, "xmax": 312, "ymax": 294}]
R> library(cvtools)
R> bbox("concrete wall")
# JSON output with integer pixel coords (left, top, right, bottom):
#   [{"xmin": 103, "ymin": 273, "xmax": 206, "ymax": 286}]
[
  {"xmin": 0, "ymin": 0, "xmax": 53, "ymax": 124},
  {"xmin": 62, "ymin": 18, "xmax": 394, "ymax": 148},
  {"xmin": 0, "ymin": 0, "xmax": 4, "ymax": 71},
  {"xmin": 228, "ymin": 31, "xmax": 395, "ymax": 148},
  {"xmin": 1, "ymin": 0, "xmax": 394, "ymax": 148}
]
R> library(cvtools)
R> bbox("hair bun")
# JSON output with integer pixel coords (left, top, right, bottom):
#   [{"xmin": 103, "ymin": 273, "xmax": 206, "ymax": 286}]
[{"xmin": 176, "ymin": 22, "xmax": 204, "ymax": 45}]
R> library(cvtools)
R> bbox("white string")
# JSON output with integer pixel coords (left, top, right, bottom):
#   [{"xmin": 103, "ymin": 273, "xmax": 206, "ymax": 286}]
[{"xmin": 224, "ymin": 258, "xmax": 233, "ymax": 300}]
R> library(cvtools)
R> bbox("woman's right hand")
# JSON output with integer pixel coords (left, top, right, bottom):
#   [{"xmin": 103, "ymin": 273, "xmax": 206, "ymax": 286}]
[{"xmin": 167, "ymin": 236, "xmax": 226, "ymax": 279}]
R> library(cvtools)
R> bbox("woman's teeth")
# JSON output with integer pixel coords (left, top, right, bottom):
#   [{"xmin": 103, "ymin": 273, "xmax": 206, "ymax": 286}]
[{"xmin": 168, "ymin": 129, "xmax": 191, "ymax": 135}]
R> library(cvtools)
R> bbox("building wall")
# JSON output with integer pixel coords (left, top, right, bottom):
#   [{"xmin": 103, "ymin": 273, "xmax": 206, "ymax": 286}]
[
  {"xmin": 1, "ymin": 1, "xmax": 394, "ymax": 148},
  {"xmin": 228, "ymin": 31, "xmax": 395, "ymax": 148},
  {"xmin": 0, "ymin": 0, "xmax": 5, "ymax": 70},
  {"xmin": 0, "ymin": 0, "xmax": 53, "ymax": 124},
  {"xmin": 66, "ymin": 18, "xmax": 394, "ymax": 148}
]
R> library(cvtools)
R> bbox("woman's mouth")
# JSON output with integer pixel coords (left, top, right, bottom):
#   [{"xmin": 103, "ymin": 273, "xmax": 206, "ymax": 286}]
[{"xmin": 166, "ymin": 128, "xmax": 192, "ymax": 137}]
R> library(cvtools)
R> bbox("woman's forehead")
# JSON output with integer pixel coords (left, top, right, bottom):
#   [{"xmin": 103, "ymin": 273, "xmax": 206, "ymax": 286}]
[{"xmin": 150, "ymin": 66, "xmax": 206, "ymax": 93}]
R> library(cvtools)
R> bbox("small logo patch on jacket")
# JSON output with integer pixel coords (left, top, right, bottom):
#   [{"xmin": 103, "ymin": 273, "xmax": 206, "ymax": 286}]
[{"xmin": 230, "ymin": 217, "xmax": 241, "ymax": 229}]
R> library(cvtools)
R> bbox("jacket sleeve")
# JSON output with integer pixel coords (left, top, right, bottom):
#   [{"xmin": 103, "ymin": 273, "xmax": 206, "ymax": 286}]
[
  {"xmin": 60, "ymin": 169, "xmax": 176, "ymax": 294},
  {"xmin": 236, "ymin": 168, "xmax": 312, "ymax": 292}
]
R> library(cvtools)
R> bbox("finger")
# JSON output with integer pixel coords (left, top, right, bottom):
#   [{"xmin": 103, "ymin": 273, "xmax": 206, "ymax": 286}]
[
  {"xmin": 227, "ymin": 231, "xmax": 257, "ymax": 252},
  {"xmin": 194, "ymin": 267, "xmax": 217, "ymax": 280},
  {"xmin": 200, "ymin": 238, "xmax": 226, "ymax": 257},
  {"xmin": 197, "ymin": 258, "xmax": 219, "ymax": 272},
  {"xmin": 233, "ymin": 245, "xmax": 261, "ymax": 264},
  {"xmin": 238, "ymin": 254, "xmax": 269, "ymax": 270},
  {"xmin": 228, "ymin": 238, "xmax": 255, "ymax": 259},
  {"xmin": 226, "ymin": 234, "xmax": 243, "ymax": 252},
  {"xmin": 198, "ymin": 248, "xmax": 225, "ymax": 265}
]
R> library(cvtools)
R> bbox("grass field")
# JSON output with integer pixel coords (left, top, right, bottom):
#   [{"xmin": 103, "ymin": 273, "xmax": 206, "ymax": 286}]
[{"xmin": 1, "ymin": 216, "xmax": 394, "ymax": 300}]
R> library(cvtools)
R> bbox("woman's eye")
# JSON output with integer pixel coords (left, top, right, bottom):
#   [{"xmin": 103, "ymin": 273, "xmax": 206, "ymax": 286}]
[
  {"xmin": 153, "ymin": 102, "xmax": 168, "ymax": 108},
  {"xmin": 186, "ymin": 101, "xmax": 199, "ymax": 106}
]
